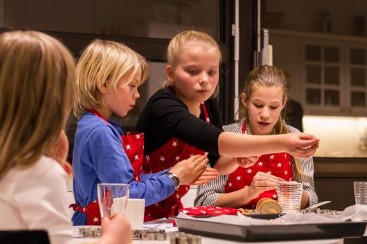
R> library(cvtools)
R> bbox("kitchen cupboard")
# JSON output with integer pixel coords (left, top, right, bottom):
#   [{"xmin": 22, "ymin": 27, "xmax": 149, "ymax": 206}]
[
  {"xmin": 270, "ymin": 29, "xmax": 367, "ymax": 116},
  {"xmin": 314, "ymin": 157, "xmax": 367, "ymax": 210}
]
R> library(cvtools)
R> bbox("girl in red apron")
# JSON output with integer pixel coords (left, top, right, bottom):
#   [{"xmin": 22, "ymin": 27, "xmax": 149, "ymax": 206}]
[{"xmin": 195, "ymin": 65, "xmax": 317, "ymax": 209}]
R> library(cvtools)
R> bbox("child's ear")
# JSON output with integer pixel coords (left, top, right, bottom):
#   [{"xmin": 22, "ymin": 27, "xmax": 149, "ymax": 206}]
[
  {"xmin": 241, "ymin": 93, "xmax": 248, "ymax": 108},
  {"xmin": 99, "ymin": 82, "xmax": 108, "ymax": 94},
  {"xmin": 166, "ymin": 65, "xmax": 174, "ymax": 82}
]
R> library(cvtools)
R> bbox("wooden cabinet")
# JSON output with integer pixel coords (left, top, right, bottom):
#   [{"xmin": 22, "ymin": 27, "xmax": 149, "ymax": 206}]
[{"xmin": 271, "ymin": 30, "xmax": 367, "ymax": 116}]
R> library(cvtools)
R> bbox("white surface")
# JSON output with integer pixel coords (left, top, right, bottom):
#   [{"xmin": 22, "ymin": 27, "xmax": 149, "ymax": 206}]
[
  {"xmin": 181, "ymin": 185, "xmax": 197, "ymax": 208},
  {"xmin": 126, "ymin": 199, "xmax": 145, "ymax": 230}
]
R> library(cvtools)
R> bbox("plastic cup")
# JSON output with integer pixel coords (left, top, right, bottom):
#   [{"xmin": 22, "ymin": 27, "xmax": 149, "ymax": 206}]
[
  {"xmin": 97, "ymin": 183, "xmax": 130, "ymax": 218},
  {"xmin": 275, "ymin": 181, "xmax": 303, "ymax": 213},
  {"xmin": 354, "ymin": 181, "xmax": 367, "ymax": 205}
]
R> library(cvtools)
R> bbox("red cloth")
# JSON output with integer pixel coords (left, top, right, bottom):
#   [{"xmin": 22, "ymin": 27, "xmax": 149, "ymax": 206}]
[
  {"xmin": 122, "ymin": 132, "xmax": 144, "ymax": 181},
  {"xmin": 70, "ymin": 201, "xmax": 101, "ymax": 225},
  {"xmin": 179, "ymin": 206, "xmax": 239, "ymax": 217}
]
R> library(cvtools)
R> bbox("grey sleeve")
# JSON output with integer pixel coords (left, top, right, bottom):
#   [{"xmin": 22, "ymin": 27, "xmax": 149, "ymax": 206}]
[{"xmin": 194, "ymin": 174, "xmax": 228, "ymax": 206}]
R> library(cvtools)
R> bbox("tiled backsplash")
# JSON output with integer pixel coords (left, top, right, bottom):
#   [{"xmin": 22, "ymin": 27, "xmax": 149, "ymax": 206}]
[{"xmin": 303, "ymin": 116, "xmax": 367, "ymax": 157}]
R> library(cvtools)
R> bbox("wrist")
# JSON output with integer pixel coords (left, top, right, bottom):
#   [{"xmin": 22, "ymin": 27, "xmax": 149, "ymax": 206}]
[{"xmin": 166, "ymin": 172, "xmax": 180, "ymax": 190}]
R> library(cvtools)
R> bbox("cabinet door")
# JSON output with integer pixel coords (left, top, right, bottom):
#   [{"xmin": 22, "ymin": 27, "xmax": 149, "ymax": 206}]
[
  {"xmin": 302, "ymin": 39, "xmax": 343, "ymax": 115},
  {"xmin": 345, "ymin": 44, "xmax": 367, "ymax": 115}
]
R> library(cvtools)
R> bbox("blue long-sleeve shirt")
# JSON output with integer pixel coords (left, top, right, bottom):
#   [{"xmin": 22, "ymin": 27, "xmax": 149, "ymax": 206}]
[{"xmin": 72, "ymin": 112, "xmax": 175, "ymax": 225}]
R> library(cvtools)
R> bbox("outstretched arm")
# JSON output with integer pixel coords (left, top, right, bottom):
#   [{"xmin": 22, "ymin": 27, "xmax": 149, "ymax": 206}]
[{"xmin": 218, "ymin": 132, "xmax": 319, "ymax": 158}]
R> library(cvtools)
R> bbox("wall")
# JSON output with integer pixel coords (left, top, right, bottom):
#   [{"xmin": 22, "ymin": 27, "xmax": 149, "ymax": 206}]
[{"xmin": 304, "ymin": 116, "xmax": 367, "ymax": 157}]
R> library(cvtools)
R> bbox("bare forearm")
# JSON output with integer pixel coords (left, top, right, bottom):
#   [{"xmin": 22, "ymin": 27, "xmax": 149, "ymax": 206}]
[
  {"xmin": 215, "ymin": 187, "xmax": 255, "ymax": 208},
  {"xmin": 218, "ymin": 132, "xmax": 285, "ymax": 157},
  {"xmin": 213, "ymin": 156, "xmax": 238, "ymax": 175}
]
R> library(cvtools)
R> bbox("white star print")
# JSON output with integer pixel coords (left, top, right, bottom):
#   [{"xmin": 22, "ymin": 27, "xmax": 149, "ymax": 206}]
[
  {"xmin": 176, "ymin": 194, "xmax": 180, "ymax": 198},
  {"xmin": 176, "ymin": 156, "xmax": 180, "ymax": 161},
  {"xmin": 284, "ymin": 154, "xmax": 287, "ymax": 158},
  {"xmin": 236, "ymin": 176, "xmax": 241, "ymax": 181},
  {"xmin": 228, "ymin": 182, "xmax": 232, "ymax": 187},
  {"xmin": 136, "ymin": 134, "xmax": 141, "ymax": 139},
  {"xmin": 258, "ymin": 162, "xmax": 263, "ymax": 166},
  {"xmin": 125, "ymin": 144, "xmax": 131, "ymax": 150},
  {"xmin": 160, "ymin": 156, "xmax": 165, "ymax": 162},
  {"xmin": 172, "ymin": 141, "xmax": 177, "ymax": 147},
  {"xmin": 146, "ymin": 155, "xmax": 150, "ymax": 161},
  {"xmin": 247, "ymin": 168, "xmax": 252, "ymax": 174},
  {"xmin": 277, "ymin": 163, "xmax": 282, "ymax": 167},
  {"xmin": 272, "ymin": 194, "xmax": 277, "ymax": 198},
  {"xmin": 93, "ymin": 217, "xmax": 99, "ymax": 222},
  {"xmin": 267, "ymin": 171, "xmax": 272, "ymax": 174},
  {"xmin": 284, "ymin": 170, "xmax": 288, "ymax": 175},
  {"xmin": 134, "ymin": 155, "xmax": 139, "ymax": 160},
  {"xmin": 269, "ymin": 155, "xmax": 275, "ymax": 160},
  {"xmin": 135, "ymin": 176, "xmax": 139, "ymax": 180}
]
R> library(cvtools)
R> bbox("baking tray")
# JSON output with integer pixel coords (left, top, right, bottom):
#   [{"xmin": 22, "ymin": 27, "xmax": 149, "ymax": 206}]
[{"xmin": 175, "ymin": 217, "xmax": 367, "ymax": 242}]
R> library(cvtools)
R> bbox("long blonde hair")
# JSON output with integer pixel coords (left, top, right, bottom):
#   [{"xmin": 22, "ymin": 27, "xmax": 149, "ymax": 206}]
[
  {"xmin": 74, "ymin": 39, "xmax": 149, "ymax": 118},
  {"xmin": 0, "ymin": 30, "xmax": 75, "ymax": 179},
  {"xmin": 240, "ymin": 65, "xmax": 304, "ymax": 174}
]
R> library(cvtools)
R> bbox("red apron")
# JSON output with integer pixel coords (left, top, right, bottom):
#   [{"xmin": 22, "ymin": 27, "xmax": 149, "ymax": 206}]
[
  {"xmin": 70, "ymin": 110, "xmax": 144, "ymax": 225},
  {"xmin": 224, "ymin": 123, "xmax": 294, "ymax": 209},
  {"xmin": 143, "ymin": 103, "xmax": 210, "ymax": 221}
]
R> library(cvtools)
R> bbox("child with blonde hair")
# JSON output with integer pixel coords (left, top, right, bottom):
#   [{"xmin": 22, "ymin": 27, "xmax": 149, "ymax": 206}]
[
  {"xmin": 136, "ymin": 30, "xmax": 319, "ymax": 219},
  {"xmin": 71, "ymin": 39, "xmax": 216, "ymax": 225},
  {"xmin": 195, "ymin": 65, "xmax": 317, "ymax": 209},
  {"xmin": 0, "ymin": 30, "xmax": 132, "ymax": 244}
]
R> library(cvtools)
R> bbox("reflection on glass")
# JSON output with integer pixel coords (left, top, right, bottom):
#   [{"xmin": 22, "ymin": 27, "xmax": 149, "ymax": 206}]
[
  {"xmin": 351, "ymin": 68, "xmax": 365, "ymax": 87},
  {"xmin": 306, "ymin": 88, "xmax": 321, "ymax": 105},
  {"xmin": 350, "ymin": 48, "xmax": 365, "ymax": 65},
  {"xmin": 324, "ymin": 46, "xmax": 339, "ymax": 63},
  {"xmin": 351, "ymin": 91, "xmax": 366, "ymax": 107},
  {"xmin": 2, "ymin": 0, "xmax": 218, "ymax": 39},
  {"xmin": 324, "ymin": 90, "xmax": 339, "ymax": 106},
  {"xmin": 306, "ymin": 65, "xmax": 321, "ymax": 84},
  {"xmin": 306, "ymin": 45, "xmax": 321, "ymax": 61},
  {"xmin": 324, "ymin": 66, "xmax": 339, "ymax": 85}
]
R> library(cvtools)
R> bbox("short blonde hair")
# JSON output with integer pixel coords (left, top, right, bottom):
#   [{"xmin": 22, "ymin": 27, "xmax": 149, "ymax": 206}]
[
  {"xmin": 74, "ymin": 39, "xmax": 149, "ymax": 118},
  {"xmin": 0, "ymin": 30, "xmax": 75, "ymax": 179},
  {"xmin": 167, "ymin": 30, "xmax": 221, "ymax": 67},
  {"xmin": 165, "ymin": 30, "xmax": 221, "ymax": 96}
]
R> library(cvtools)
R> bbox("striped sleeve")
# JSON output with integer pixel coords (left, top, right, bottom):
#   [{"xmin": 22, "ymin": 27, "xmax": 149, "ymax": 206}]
[{"xmin": 194, "ymin": 174, "xmax": 229, "ymax": 206}]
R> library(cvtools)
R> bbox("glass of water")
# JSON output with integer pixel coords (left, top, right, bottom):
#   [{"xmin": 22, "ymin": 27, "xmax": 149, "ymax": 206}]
[{"xmin": 275, "ymin": 181, "xmax": 303, "ymax": 213}]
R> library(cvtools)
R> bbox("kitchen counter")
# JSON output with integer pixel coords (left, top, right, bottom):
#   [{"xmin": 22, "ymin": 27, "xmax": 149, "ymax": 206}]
[{"xmin": 313, "ymin": 157, "xmax": 367, "ymax": 210}]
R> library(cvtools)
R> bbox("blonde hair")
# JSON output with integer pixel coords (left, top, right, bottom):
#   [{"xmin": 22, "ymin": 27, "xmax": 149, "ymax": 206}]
[
  {"xmin": 240, "ymin": 65, "xmax": 304, "ymax": 174},
  {"xmin": 74, "ymin": 39, "xmax": 149, "ymax": 118},
  {"xmin": 165, "ymin": 30, "xmax": 222, "ymax": 96},
  {"xmin": 0, "ymin": 30, "xmax": 75, "ymax": 179}
]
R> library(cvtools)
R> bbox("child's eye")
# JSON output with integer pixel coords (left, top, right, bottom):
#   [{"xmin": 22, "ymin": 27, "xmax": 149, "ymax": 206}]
[
  {"xmin": 208, "ymin": 70, "xmax": 217, "ymax": 76},
  {"xmin": 188, "ymin": 69, "xmax": 198, "ymax": 75}
]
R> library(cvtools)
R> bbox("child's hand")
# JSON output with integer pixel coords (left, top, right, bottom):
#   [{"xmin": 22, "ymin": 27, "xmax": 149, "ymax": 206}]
[
  {"xmin": 236, "ymin": 156, "xmax": 258, "ymax": 168},
  {"xmin": 100, "ymin": 213, "xmax": 132, "ymax": 244},
  {"xmin": 47, "ymin": 130, "xmax": 72, "ymax": 175},
  {"xmin": 190, "ymin": 167, "xmax": 219, "ymax": 185},
  {"xmin": 247, "ymin": 171, "xmax": 281, "ymax": 200},
  {"xmin": 285, "ymin": 133, "xmax": 319, "ymax": 158},
  {"xmin": 169, "ymin": 154, "xmax": 209, "ymax": 185}
]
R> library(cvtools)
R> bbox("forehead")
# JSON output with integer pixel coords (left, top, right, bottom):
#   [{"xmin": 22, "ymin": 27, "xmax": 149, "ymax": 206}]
[
  {"xmin": 178, "ymin": 43, "xmax": 220, "ymax": 63},
  {"xmin": 251, "ymin": 84, "xmax": 284, "ymax": 100}
]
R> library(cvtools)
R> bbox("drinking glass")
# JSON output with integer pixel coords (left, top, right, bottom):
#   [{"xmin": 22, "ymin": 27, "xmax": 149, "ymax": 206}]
[
  {"xmin": 275, "ymin": 181, "xmax": 303, "ymax": 213},
  {"xmin": 97, "ymin": 183, "xmax": 130, "ymax": 218},
  {"xmin": 354, "ymin": 181, "xmax": 367, "ymax": 205}
]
